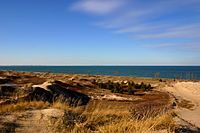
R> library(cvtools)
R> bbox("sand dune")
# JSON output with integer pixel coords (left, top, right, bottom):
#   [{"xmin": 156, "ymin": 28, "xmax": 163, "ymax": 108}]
[{"xmin": 163, "ymin": 81, "xmax": 200, "ymax": 128}]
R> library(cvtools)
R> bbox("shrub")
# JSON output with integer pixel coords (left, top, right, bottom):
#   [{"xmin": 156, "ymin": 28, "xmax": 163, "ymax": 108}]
[
  {"xmin": 98, "ymin": 83, "xmax": 105, "ymax": 89},
  {"xmin": 111, "ymin": 88, "xmax": 123, "ymax": 94},
  {"xmin": 114, "ymin": 82, "xmax": 121, "ymax": 89},
  {"xmin": 140, "ymin": 82, "xmax": 146, "ymax": 90},
  {"xmin": 128, "ymin": 82, "xmax": 135, "ymax": 89},
  {"xmin": 91, "ymin": 79, "xmax": 97, "ymax": 85},
  {"xmin": 146, "ymin": 84, "xmax": 152, "ymax": 91},
  {"xmin": 128, "ymin": 88, "xmax": 134, "ymax": 95},
  {"xmin": 98, "ymin": 81, "xmax": 152, "ymax": 95},
  {"xmin": 135, "ymin": 83, "xmax": 141, "ymax": 89},
  {"xmin": 107, "ymin": 81, "xmax": 114, "ymax": 90}
]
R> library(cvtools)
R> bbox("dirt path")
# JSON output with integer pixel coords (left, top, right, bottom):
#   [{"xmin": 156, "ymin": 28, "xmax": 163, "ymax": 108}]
[
  {"xmin": 161, "ymin": 81, "xmax": 200, "ymax": 128},
  {"xmin": 0, "ymin": 109, "xmax": 66, "ymax": 133}
]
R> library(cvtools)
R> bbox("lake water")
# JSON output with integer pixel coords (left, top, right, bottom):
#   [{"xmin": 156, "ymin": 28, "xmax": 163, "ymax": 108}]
[{"xmin": 0, "ymin": 66, "xmax": 200, "ymax": 80}]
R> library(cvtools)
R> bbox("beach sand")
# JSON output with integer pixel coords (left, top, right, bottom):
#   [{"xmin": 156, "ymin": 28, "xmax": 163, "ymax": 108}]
[{"xmin": 162, "ymin": 81, "xmax": 200, "ymax": 128}]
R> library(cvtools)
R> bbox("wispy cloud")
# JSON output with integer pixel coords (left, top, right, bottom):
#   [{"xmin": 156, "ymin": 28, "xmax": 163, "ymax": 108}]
[
  {"xmin": 144, "ymin": 43, "xmax": 179, "ymax": 48},
  {"xmin": 135, "ymin": 23, "xmax": 200, "ymax": 39},
  {"xmin": 71, "ymin": 0, "xmax": 126, "ymax": 15},
  {"xmin": 70, "ymin": 0, "xmax": 200, "ymax": 51},
  {"xmin": 115, "ymin": 22, "xmax": 172, "ymax": 34},
  {"xmin": 144, "ymin": 42, "xmax": 200, "ymax": 52}
]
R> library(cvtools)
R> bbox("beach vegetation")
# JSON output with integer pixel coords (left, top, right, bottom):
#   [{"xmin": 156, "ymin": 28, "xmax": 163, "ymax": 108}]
[
  {"xmin": 0, "ymin": 101, "xmax": 49, "ymax": 113},
  {"xmin": 128, "ymin": 87, "xmax": 135, "ymax": 95},
  {"xmin": 0, "ymin": 100, "xmax": 176, "ymax": 133},
  {"xmin": 97, "ymin": 81, "xmax": 152, "ymax": 95}
]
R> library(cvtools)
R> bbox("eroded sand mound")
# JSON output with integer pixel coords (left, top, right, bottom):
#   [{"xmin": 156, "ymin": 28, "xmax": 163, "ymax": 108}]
[
  {"xmin": 0, "ymin": 80, "xmax": 90, "ymax": 106},
  {"xmin": 26, "ymin": 81, "xmax": 90, "ymax": 106},
  {"xmin": 167, "ymin": 82, "xmax": 200, "ymax": 102}
]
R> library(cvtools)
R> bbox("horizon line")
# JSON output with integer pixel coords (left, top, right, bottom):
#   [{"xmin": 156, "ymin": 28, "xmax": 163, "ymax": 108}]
[{"xmin": 0, "ymin": 64, "xmax": 200, "ymax": 67}]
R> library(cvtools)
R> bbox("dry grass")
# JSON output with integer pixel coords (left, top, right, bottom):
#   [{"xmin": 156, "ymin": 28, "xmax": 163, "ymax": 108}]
[
  {"xmin": 97, "ymin": 114, "xmax": 175, "ymax": 133},
  {"xmin": 68, "ymin": 111, "xmax": 176, "ymax": 133},
  {"xmin": 52, "ymin": 101, "xmax": 70, "ymax": 110},
  {"xmin": 0, "ymin": 99, "xmax": 84, "ymax": 114},
  {"xmin": 67, "ymin": 100, "xmax": 176, "ymax": 133},
  {"xmin": 0, "ymin": 101, "xmax": 49, "ymax": 114},
  {"xmin": 52, "ymin": 100, "xmax": 85, "ymax": 114},
  {"xmin": 62, "ymin": 98, "xmax": 176, "ymax": 133},
  {"xmin": 0, "ymin": 100, "xmax": 176, "ymax": 133}
]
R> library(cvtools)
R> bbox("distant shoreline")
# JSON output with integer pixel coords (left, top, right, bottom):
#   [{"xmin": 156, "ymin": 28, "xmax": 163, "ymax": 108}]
[
  {"xmin": 0, "ymin": 66, "xmax": 200, "ymax": 80},
  {"xmin": 0, "ymin": 70, "xmax": 199, "ymax": 82},
  {"xmin": 0, "ymin": 65, "xmax": 200, "ymax": 66}
]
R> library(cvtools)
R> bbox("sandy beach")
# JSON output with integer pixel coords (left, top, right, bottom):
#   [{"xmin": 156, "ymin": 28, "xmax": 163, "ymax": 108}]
[{"xmin": 162, "ymin": 81, "xmax": 200, "ymax": 128}]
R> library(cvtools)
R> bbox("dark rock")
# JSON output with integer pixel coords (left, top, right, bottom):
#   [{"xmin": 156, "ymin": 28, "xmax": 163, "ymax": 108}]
[
  {"xmin": 172, "ymin": 101, "xmax": 177, "ymax": 108},
  {"xmin": 175, "ymin": 126, "xmax": 200, "ymax": 133}
]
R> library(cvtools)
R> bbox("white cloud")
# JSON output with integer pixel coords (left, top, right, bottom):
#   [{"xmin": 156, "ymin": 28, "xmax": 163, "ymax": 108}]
[
  {"xmin": 95, "ymin": 1, "xmax": 200, "ymax": 42},
  {"xmin": 71, "ymin": 0, "xmax": 126, "ymax": 15},
  {"xmin": 71, "ymin": 0, "xmax": 200, "ymax": 51}
]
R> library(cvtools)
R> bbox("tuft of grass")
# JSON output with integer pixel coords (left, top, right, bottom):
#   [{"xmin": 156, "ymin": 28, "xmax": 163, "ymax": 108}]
[
  {"xmin": 52, "ymin": 101, "xmax": 70, "ymax": 110},
  {"xmin": 52, "ymin": 98, "xmax": 85, "ymax": 113}
]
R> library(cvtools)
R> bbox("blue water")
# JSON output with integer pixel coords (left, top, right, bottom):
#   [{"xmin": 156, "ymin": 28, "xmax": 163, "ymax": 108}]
[{"xmin": 0, "ymin": 66, "xmax": 200, "ymax": 80}]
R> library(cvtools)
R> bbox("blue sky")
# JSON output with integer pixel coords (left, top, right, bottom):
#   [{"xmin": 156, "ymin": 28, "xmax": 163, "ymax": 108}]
[{"xmin": 0, "ymin": 0, "xmax": 200, "ymax": 65}]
